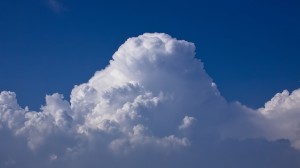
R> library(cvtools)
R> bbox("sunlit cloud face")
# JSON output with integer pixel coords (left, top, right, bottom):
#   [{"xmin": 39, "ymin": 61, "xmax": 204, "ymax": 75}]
[{"xmin": 1, "ymin": 33, "xmax": 300, "ymax": 168}]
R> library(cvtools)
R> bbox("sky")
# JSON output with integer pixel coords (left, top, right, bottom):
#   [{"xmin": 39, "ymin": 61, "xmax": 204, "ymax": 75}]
[
  {"xmin": 0, "ymin": 0, "xmax": 299, "ymax": 110},
  {"xmin": 1, "ymin": 0, "xmax": 300, "ymax": 168}
]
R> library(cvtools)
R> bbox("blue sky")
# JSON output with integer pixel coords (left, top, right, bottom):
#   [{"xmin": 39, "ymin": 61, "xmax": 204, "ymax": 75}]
[
  {"xmin": 1, "ymin": 0, "xmax": 300, "ymax": 110},
  {"xmin": 1, "ymin": 1, "xmax": 300, "ymax": 167}
]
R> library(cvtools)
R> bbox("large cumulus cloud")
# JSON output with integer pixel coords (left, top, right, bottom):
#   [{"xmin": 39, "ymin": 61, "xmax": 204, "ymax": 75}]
[{"xmin": 1, "ymin": 33, "xmax": 300, "ymax": 167}]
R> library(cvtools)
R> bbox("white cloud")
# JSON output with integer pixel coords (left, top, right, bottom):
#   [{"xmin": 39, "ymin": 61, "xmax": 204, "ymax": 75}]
[
  {"xmin": 67, "ymin": 33, "xmax": 225, "ymax": 154},
  {"xmin": 258, "ymin": 89, "xmax": 300, "ymax": 148},
  {"xmin": 0, "ymin": 91, "xmax": 25, "ymax": 130},
  {"xmin": 1, "ymin": 33, "xmax": 300, "ymax": 167},
  {"xmin": 179, "ymin": 116, "xmax": 196, "ymax": 130}
]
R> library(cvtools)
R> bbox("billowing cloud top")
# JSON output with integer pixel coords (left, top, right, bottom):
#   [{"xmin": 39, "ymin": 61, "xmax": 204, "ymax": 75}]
[{"xmin": 1, "ymin": 33, "xmax": 300, "ymax": 168}]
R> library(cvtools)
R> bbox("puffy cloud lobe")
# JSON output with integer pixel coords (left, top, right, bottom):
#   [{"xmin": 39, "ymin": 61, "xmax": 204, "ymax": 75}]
[
  {"xmin": 179, "ymin": 116, "xmax": 196, "ymax": 130},
  {"xmin": 1, "ymin": 33, "xmax": 300, "ymax": 167},
  {"xmin": 0, "ymin": 91, "xmax": 25, "ymax": 130},
  {"xmin": 258, "ymin": 89, "xmax": 300, "ymax": 148}
]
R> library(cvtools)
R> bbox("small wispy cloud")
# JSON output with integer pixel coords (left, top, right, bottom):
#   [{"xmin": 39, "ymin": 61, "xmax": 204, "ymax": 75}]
[{"xmin": 47, "ymin": 0, "xmax": 65, "ymax": 13}]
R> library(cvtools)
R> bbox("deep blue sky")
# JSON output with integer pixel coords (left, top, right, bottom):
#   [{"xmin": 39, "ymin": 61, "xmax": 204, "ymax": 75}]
[{"xmin": 0, "ymin": 0, "xmax": 299, "ymax": 110}]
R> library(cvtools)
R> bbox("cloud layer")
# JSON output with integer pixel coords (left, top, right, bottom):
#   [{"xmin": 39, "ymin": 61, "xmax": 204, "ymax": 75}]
[{"xmin": 1, "ymin": 33, "xmax": 300, "ymax": 167}]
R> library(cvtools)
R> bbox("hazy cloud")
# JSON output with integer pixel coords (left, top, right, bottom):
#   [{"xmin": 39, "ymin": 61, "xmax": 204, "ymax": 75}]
[{"xmin": 47, "ymin": 0, "xmax": 65, "ymax": 13}]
